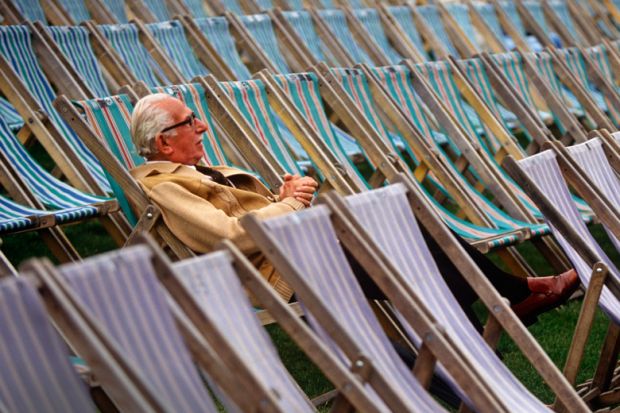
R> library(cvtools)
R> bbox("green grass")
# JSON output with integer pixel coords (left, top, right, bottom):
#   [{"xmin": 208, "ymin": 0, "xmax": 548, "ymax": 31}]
[{"xmin": 1, "ymin": 219, "xmax": 615, "ymax": 408}]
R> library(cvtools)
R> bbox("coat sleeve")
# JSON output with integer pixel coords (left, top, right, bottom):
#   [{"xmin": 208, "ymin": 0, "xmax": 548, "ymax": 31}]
[{"xmin": 146, "ymin": 181, "xmax": 304, "ymax": 254}]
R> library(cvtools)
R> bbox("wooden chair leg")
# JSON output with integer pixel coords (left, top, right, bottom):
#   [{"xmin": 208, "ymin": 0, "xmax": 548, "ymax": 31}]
[
  {"xmin": 588, "ymin": 323, "xmax": 620, "ymax": 405},
  {"xmin": 412, "ymin": 341, "xmax": 436, "ymax": 389}
]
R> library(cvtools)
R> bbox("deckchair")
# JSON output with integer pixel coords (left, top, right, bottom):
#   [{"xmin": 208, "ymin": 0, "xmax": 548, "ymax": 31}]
[
  {"xmin": 0, "ymin": 276, "xmax": 99, "ymax": 412},
  {"xmin": 173, "ymin": 244, "xmax": 385, "ymax": 411},
  {"xmin": 322, "ymin": 182, "xmax": 589, "ymax": 412},
  {"xmin": 436, "ymin": 2, "xmax": 482, "ymax": 57},
  {"xmin": 24, "ymin": 245, "xmax": 261, "ymax": 412},
  {"xmin": 241, "ymin": 204, "xmax": 508, "ymax": 412},
  {"xmin": 381, "ymin": 5, "xmax": 432, "ymax": 61},
  {"xmin": 343, "ymin": 7, "xmax": 405, "ymax": 66},
  {"xmin": 313, "ymin": 8, "xmax": 374, "ymax": 66},
  {"xmin": 40, "ymin": 0, "xmax": 91, "ymax": 25},
  {"xmin": 504, "ymin": 150, "xmax": 620, "ymax": 408},
  {"xmin": 0, "ymin": 0, "xmax": 46, "ymax": 24},
  {"xmin": 492, "ymin": 0, "xmax": 544, "ymax": 52},
  {"xmin": 415, "ymin": 4, "xmax": 461, "ymax": 58},
  {"xmin": 305, "ymin": 66, "xmax": 541, "ymax": 267},
  {"xmin": 97, "ymin": 23, "xmax": 169, "ymax": 87},
  {"xmin": 542, "ymin": 0, "xmax": 584, "ymax": 47},
  {"xmin": 469, "ymin": 1, "xmax": 512, "ymax": 53},
  {"xmin": 0, "ymin": 25, "xmax": 111, "ymax": 195},
  {"xmin": 514, "ymin": 0, "xmax": 557, "ymax": 49},
  {"xmin": 324, "ymin": 64, "xmax": 570, "ymax": 273}
]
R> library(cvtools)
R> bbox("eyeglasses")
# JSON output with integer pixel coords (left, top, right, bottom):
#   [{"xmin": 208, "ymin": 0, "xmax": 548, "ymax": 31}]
[{"xmin": 161, "ymin": 112, "xmax": 197, "ymax": 133}]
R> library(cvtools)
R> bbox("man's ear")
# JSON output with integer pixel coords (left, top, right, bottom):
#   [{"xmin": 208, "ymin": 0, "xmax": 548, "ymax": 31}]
[{"xmin": 155, "ymin": 133, "xmax": 173, "ymax": 156}]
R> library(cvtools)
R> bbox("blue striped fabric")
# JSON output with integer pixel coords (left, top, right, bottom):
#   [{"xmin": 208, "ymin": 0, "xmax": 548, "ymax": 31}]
[
  {"xmin": 143, "ymin": 0, "xmax": 171, "ymax": 21},
  {"xmin": 344, "ymin": 185, "xmax": 550, "ymax": 411},
  {"xmin": 282, "ymin": 11, "xmax": 327, "ymax": 62},
  {"xmin": 194, "ymin": 17, "xmax": 251, "ymax": 80},
  {"xmin": 533, "ymin": 51, "xmax": 584, "ymax": 117},
  {"xmin": 0, "ymin": 97, "xmax": 24, "ymax": 130},
  {"xmin": 416, "ymin": 5, "xmax": 459, "ymax": 57},
  {"xmin": 474, "ymin": 3, "xmax": 512, "ymax": 50},
  {"xmin": 498, "ymin": 1, "xmax": 543, "ymax": 51},
  {"xmin": 220, "ymin": 0, "xmax": 244, "ymax": 14},
  {"xmin": 445, "ymin": 3, "xmax": 480, "ymax": 49},
  {"xmin": 99, "ymin": 23, "xmax": 167, "ymax": 87},
  {"xmin": 0, "ymin": 115, "xmax": 108, "ymax": 216},
  {"xmin": 0, "ymin": 277, "xmax": 97, "ymax": 413},
  {"xmin": 147, "ymin": 20, "xmax": 209, "ymax": 80},
  {"xmin": 254, "ymin": 0, "xmax": 274, "ymax": 10},
  {"xmin": 567, "ymin": 139, "xmax": 620, "ymax": 252},
  {"xmin": 239, "ymin": 14, "xmax": 290, "ymax": 73},
  {"xmin": 317, "ymin": 9, "xmax": 374, "ymax": 65},
  {"xmin": 262, "ymin": 206, "xmax": 446, "ymax": 411},
  {"xmin": 352, "ymin": 8, "xmax": 402, "ymax": 65},
  {"xmin": 547, "ymin": 0, "xmax": 579, "ymax": 43},
  {"xmin": 57, "ymin": 0, "xmax": 90, "ymax": 23},
  {"xmin": 9, "ymin": 0, "xmax": 46, "ymax": 22},
  {"xmin": 105, "ymin": 0, "xmax": 128, "ymax": 23},
  {"xmin": 47, "ymin": 26, "xmax": 110, "ymax": 97},
  {"xmin": 386, "ymin": 6, "xmax": 427, "ymax": 59},
  {"xmin": 59, "ymin": 246, "xmax": 219, "ymax": 411},
  {"xmin": 0, "ymin": 25, "xmax": 110, "ymax": 192},
  {"xmin": 175, "ymin": 251, "xmax": 314, "ymax": 411},
  {"xmin": 180, "ymin": 0, "xmax": 207, "ymax": 17},
  {"xmin": 518, "ymin": 150, "xmax": 620, "ymax": 324}
]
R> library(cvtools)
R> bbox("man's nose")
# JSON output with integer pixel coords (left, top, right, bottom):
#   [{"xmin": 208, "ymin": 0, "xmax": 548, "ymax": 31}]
[{"xmin": 195, "ymin": 118, "xmax": 208, "ymax": 132}]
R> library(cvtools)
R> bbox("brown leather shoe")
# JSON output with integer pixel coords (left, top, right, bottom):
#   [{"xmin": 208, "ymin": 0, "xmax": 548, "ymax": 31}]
[{"xmin": 511, "ymin": 269, "xmax": 580, "ymax": 325}]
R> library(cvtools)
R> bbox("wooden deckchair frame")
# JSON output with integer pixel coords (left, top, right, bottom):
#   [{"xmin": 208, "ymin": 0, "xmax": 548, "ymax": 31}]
[
  {"xmin": 363, "ymin": 60, "xmax": 570, "ymax": 272},
  {"xmin": 435, "ymin": 1, "xmax": 481, "ymax": 58},
  {"xmin": 465, "ymin": 0, "xmax": 509, "ymax": 54},
  {"xmin": 487, "ymin": 0, "xmax": 533, "ymax": 52},
  {"xmin": 23, "ymin": 259, "xmax": 175, "ymax": 412},
  {"xmin": 306, "ymin": 7, "xmax": 359, "ymax": 67},
  {"xmin": 375, "ymin": 4, "xmax": 427, "ymax": 63},
  {"xmin": 503, "ymin": 153, "xmax": 620, "ymax": 409},
  {"xmin": 576, "ymin": 0, "xmax": 620, "ymax": 40},
  {"xmin": 0, "ymin": 0, "xmax": 38, "ymax": 24},
  {"xmin": 323, "ymin": 178, "xmax": 590, "ymax": 412},
  {"xmin": 341, "ymin": 6, "xmax": 393, "ymax": 66},
  {"xmin": 513, "ymin": 0, "xmax": 556, "ymax": 49},
  {"xmin": 407, "ymin": 4, "xmax": 453, "ymax": 60},
  {"xmin": 311, "ymin": 63, "xmax": 537, "ymax": 271},
  {"xmin": 0, "ymin": 248, "xmax": 16, "ymax": 277},
  {"xmin": 240, "ymin": 206, "xmax": 506, "ymax": 413}
]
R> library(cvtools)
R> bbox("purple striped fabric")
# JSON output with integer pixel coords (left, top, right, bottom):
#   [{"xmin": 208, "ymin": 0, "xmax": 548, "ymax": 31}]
[
  {"xmin": 567, "ymin": 138, "xmax": 620, "ymax": 252},
  {"xmin": 518, "ymin": 150, "xmax": 620, "ymax": 323},
  {"xmin": 0, "ymin": 277, "xmax": 96, "ymax": 413},
  {"xmin": 57, "ymin": 246, "xmax": 218, "ymax": 412},
  {"xmin": 263, "ymin": 207, "xmax": 445, "ymax": 412},
  {"xmin": 175, "ymin": 251, "xmax": 314, "ymax": 412},
  {"xmin": 345, "ymin": 184, "xmax": 550, "ymax": 411}
]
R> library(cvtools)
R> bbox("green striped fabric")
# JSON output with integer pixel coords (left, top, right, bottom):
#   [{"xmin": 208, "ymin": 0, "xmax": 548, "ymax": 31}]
[
  {"xmin": 386, "ymin": 6, "xmax": 428, "ymax": 60},
  {"xmin": 10, "ymin": 0, "xmax": 46, "ymax": 22},
  {"xmin": 239, "ymin": 14, "xmax": 290, "ymax": 73},
  {"xmin": 416, "ymin": 5, "xmax": 459, "ymax": 57},
  {"xmin": 217, "ymin": 80, "xmax": 304, "ymax": 175},
  {"xmin": 474, "ymin": 3, "xmax": 513, "ymax": 50},
  {"xmin": 317, "ymin": 9, "xmax": 374, "ymax": 65},
  {"xmin": 351, "ymin": 8, "xmax": 403, "ymax": 64},
  {"xmin": 547, "ymin": 0, "xmax": 579, "ymax": 44},
  {"xmin": 335, "ymin": 66, "xmax": 546, "ymax": 245},
  {"xmin": 533, "ymin": 51, "xmax": 585, "ymax": 117},
  {"xmin": 445, "ymin": 3, "xmax": 481, "ymax": 49},
  {"xmin": 142, "ymin": 0, "xmax": 171, "ymax": 21},
  {"xmin": 283, "ymin": 10, "xmax": 335, "ymax": 63},
  {"xmin": 57, "ymin": 0, "xmax": 90, "ymax": 23},
  {"xmin": 274, "ymin": 72, "xmax": 369, "ymax": 190}
]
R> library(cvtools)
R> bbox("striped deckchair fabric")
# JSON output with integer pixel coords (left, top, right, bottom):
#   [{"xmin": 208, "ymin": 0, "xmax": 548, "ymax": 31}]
[
  {"xmin": 282, "ymin": 10, "xmax": 335, "ymax": 63},
  {"xmin": 0, "ymin": 25, "xmax": 110, "ymax": 192},
  {"xmin": 342, "ymin": 184, "xmax": 552, "ymax": 411},
  {"xmin": 194, "ymin": 17, "xmax": 251, "ymax": 80},
  {"xmin": 147, "ymin": 20, "xmax": 209, "ymax": 80},
  {"xmin": 566, "ymin": 138, "xmax": 620, "ymax": 252},
  {"xmin": 239, "ymin": 14, "xmax": 290, "ymax": 73},
  {"xmin": 143, "ymin": 0, "xmax": 172, "ymax": 21},
  {"xmin": 46, "ymin": 26, "xmax": 110, "ymax": 97},
  {"xmin": 547, "ymin": 0, "xmax": 580, "ymax": 45},
  {"xmin": 350, "ymin": 8, "xmax": 403, "ymax": 65},
  {"xmin": 316, "ymin": 9, "xmax": 374, "ymax": 65},
  {"xmin": 56, "ymin": 0, "xmax": 91, "ymax": 23},
  {"xmin": 0, "ymin": 116, "xmax": 114, "ymax": 224},
  {"xmin": 57, "ymin": 245, "xmax": 220, "ymax": 411},
  {"xmin": 180, "ymin": 0, "xmax": 208, "ymax": 18},
  {"xmin": 98, "ymin": 23, "xmax": 167, "ymax": 87},
  {"xmin": 217, "ymin": 80, "xmax": 305, "ymax": 174},
  {"xmin": 532, "ymin": 51, "xmax": 585, "ymax": 116},
  {"xmin": 218, "ymin": 0, "xmax": 244, "ymax": 14},
  {"xmin": 474, "ymin": 2, "xmax": 513, "ymax": 50},
  {"xmin": 515, "ymin": 150, "xmax": 620, "ymax": 324},
  {"xmin": 521, "ymin": 1, "xmax": 552, "ymax": 39},
  {"xmin": 445, "ymin": 3, "xmax": 481, "ymax": 50},
  {"xmin": 498, "ymin": 0, "xmax": 543, "ymax": 51},
  {"xmin": 0, "ymin": 196, "xmax": 41, "ymax": 235},
  {"xmin": 555, "ymin": 47, "xmax": 620, "ymax": 123},
  {"xmin": 0, "ymin": 277, "xmax": 97, "ymax": 413},
  {"xmin": 273, "ymin": 72, "xmax": 369, "ymax": 190},
  {"xmin": 258, "ymin": 206, "xmax": 447, "ymax": 412},
  {"xmin": 104, "ymin": 0, "xmax": 128, "ymax": 23},
  {"xmin": 416, "ymin": 5, "xmax": 459, "ymax": 57},
  {"xmin": 175, "ymin": 251, "xmax": 315, "ymax": 412},
  {"xmin": 0, "ymin": 97, "xmax": 24, "ymax": 131},
  {"xmin": 586, "ymin": 44, "xmax": 619, "ymax": 92},
  {"xmin": 385, "ymin": 6, "xmax": 427, "ymax": 60},
  {"xmin": 7, "ymin": 0, "xmax": 46, "ymax": 22},
  {"xmin": 321, "ymin": 67, "xmax": 525, "ymax": 248}
]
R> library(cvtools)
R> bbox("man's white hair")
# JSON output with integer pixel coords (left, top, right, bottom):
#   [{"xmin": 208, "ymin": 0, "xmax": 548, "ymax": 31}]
[{"xmin": 130, "ymin": 93, "xmax": 177, "ymax": 157}]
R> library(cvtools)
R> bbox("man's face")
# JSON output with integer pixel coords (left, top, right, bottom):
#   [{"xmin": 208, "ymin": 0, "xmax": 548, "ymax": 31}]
[{"xmin": 155, "ymin": 97, "xmax": 207, "ymax": 165}]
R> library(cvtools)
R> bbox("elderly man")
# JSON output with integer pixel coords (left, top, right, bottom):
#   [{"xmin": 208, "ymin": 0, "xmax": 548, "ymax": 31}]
[{"xmin": 129, "ymin": 93, "xmax": 317, "ymax": 300}]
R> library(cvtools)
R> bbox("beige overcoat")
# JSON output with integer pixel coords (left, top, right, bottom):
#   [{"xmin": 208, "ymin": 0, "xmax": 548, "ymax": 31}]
[{"xmin": 131, "ymin": 162, "xmax": 305, "ymax": 300}]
